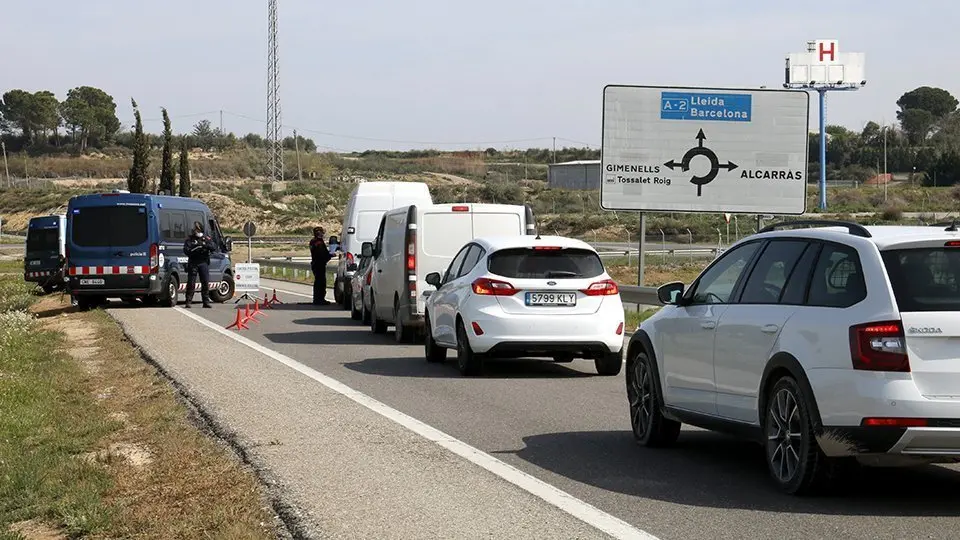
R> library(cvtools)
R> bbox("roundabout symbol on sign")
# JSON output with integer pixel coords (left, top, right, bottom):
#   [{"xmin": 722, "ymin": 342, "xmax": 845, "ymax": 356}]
[{"xmin": 664, "ymin": 129, "xmax": 738, "ymax": 196}]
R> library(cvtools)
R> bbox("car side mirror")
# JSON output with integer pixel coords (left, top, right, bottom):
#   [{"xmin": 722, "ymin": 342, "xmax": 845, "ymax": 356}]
[
  {"xmin": 425, "ymin": 272, "xmax": 442, "ymax": 288},
  {"xmin": 657, "ymin": 281, "xmax": 685, "ymax": 305},
  {"xmin": 223, "ymin": 237, "xmax": 233, "ymax": 252},
  {"xmin": 361, "ymin": 242, "xmax": 373, "ymax": 258}
]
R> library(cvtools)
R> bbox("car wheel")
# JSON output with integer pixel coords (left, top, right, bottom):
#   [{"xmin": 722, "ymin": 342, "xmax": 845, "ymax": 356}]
[
  {"xmin": 159, "ymin": 275, "xmax": 179, "ymax": 308},
  {"xmin": 394, "ymin": 301, "xmax": 414, "ymax": 343},
  {"xmin": 342, "ymin": 284, "xmax": 352, "ymax": 310},
  {"xmin": 456, "ymin": 319, "xmax": 483, "ymax": 376},
  {"xmin": 370, "ymin": 297, "xmax": 387, "ymax": 334},
  {"xmin": 361, "ymin": 294, "xmax": 372, "ymax": 324},
  {"xmin": 764, "ymin": 376, "xmax": 836, "ymax": 495},
  {"xmin": 209, "ymin": 274, "xmax": 235, "ymax": 303},
  {"xmin": 627, "ymin": 349, "xmax": 680, "ymax": 447},
  {"xmin": 595, "ymin": 350, "xmax": 623, "ymax": 376},
  {"xmin": 333, "ymin": 279, "xmax": 343, "ymax": 304},
  {"xmin": 350, "ymin": 293, "xmax": 362, "ymax": 320},
  {"xmin": 424, "ymin": 313, "xmax": 447, "ymax": 363},
  {"xmin": 76, "ymin": 296, "xmax": 96, "ymax": 312}
]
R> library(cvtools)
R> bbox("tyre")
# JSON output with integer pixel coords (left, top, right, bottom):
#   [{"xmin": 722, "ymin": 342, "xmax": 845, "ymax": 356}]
[
  {"xmin": 333, "ymin": 278, "xmax": 344, "ymax": 305},
  {"xmin": 350, "ymin": 293, "xmax": 362, "ymax": 320},
  {"xmin": 361, "ymin": 294, "xmax": 372, "ymax": 324},
  {"xmin": 209, "ymin": 274, "xmax": 235, "ymax": 303},
  {"xmin": 159, "ymin": 275, "xmax": 179, "ymax": 308},
  {"xmin": 595, "ymin": 350, "xmax": 623, "ymax": 376},
  {"xmin": 456, "ymin": 319, "xmax": 483, "ymax": 376},
  {"xmin": 76, "ymin": 296, "xmax": 97, "ymax": 312},
  {"xmin": 342, "ymin": 282, "xmax": 352, "ymax": 310},
  {"xmin": 370, "ymin": 297, "xmax": 387, "ymax": 334},
  {"xmin": 626, "ymin": 349, "xmax": 680, "ymax": 447},
  {"xmin": 394, "ymin": 301, "xmax": 415, "ymax": 343},
  {"xmin": 764, "ymin": 376, "xmax": 837, "ymax": 495},
  {"xmin": 424, "ymin": 313, "xmax": 446, "ymax": 363}
]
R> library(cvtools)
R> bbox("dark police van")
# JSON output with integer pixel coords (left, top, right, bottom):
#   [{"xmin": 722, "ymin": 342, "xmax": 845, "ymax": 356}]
[
  {"xmin": 65, "ymin": 190, "xmax": 235, "ymax": 310},
  {"xmin": 24, "ymin": 214, "xmax": 67, "ymax": 293}
]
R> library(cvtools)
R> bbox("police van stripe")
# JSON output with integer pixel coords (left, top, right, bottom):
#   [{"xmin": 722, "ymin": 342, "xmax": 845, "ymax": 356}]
[
  {"xmin": 68, "ymin": 266, "xmax": 150, "ymax": 276},
  {"xmin": 25, "ymin": 271, "xmax": 53, "ymax": 278},
  {"xmin": 178, "ymin": 282, "xmax": 224, "ymax": 292}
]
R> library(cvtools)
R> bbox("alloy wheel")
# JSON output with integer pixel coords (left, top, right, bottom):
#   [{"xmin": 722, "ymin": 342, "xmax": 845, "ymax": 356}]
[
  {"xmin": 766, "ymin": 388, "xmax": 803, "ymax": 484},
  {"xmin": 628, "ymin": 357, "xmax": 652, "ymax": 440}
]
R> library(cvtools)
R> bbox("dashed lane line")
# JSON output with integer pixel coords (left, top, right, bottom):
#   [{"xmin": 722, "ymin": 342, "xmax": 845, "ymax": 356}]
[{"xmin": 175, "ymin": 306, "xmax": 659, "ymax": 540}]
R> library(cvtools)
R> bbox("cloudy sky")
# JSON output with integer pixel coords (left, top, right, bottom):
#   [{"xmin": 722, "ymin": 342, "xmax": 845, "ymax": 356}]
[{"xmin": 2, "ymin": 0, "xmax": 955, "ymax": 151}]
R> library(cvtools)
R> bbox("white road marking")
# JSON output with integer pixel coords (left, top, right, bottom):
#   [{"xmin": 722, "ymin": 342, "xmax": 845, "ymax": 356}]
[{"xmin": 175, "ymin": 306, "xmax": 659, "ymax": 540}]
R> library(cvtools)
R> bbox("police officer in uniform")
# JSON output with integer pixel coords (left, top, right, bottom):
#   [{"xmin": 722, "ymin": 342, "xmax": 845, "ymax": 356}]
[
  {"xmin": 309, "ymin": 226, "xmax": 332, "ymax": 305},
  {"xmin": 183, "ymin": 221, "xmax": 216, "ymax": 308}
]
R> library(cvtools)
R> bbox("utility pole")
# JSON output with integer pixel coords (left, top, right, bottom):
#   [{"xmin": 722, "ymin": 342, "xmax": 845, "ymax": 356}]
[
  {"xmin": 293, "ymin": 128, "xmax": 303, "ymax": 181},
  {"xmin": 552, "ymin": 137, "xmax": 556, "ymax": 163},
  {"xmin": 1, "ymin": 141, "xmax": 9, "ymax": 188},
  {"xmin": 266, "ymin": 0, "xmax": 284, "ymax": 182},
  {"xmin": 219, "ymin": 110, "xmax": 224, "ymax": 133}
]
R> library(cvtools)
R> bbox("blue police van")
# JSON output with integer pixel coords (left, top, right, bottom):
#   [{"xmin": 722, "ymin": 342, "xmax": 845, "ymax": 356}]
[
  {"xmin": 24, "ymin": 214, "xmax": 67, "ymax": 293},
  {"xmin": 65, "ymin": 190, "xmax": 236, "ymax": 310}
]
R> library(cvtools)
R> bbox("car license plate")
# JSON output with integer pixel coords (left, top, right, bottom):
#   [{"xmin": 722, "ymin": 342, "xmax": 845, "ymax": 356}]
[
  {"xmin": 79, "ymin": 278, "xmax": 105, "ymax": 286},
  {"xmin": 525, "ymin": 292, "xmax": 576, "ymax": 306}
]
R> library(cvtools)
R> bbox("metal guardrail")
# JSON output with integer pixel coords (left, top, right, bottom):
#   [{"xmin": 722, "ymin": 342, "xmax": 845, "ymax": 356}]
[{"xmin": 252, "ymin": 257, "xmax": 663, "ymax": 306}]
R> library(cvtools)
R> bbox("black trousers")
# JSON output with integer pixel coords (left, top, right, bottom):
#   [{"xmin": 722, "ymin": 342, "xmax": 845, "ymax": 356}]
[
  {"xmin": 312, "ymin": 265, "xmax": 326, "ymax": 304},
  {"xmin": 185, "ymin": 262, "xmax": 210, "ymax": 305}
]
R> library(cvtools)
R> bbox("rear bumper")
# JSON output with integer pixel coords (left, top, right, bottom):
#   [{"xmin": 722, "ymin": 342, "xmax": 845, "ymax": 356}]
[
  {"xmin": 68, "ymin": 274, "xmax": 163, "ymax": 296},
  {"xmin": 464, "ymin": 305, "xmax": 624, "ymax": 356},
  {"xmin": 820, "ymin": 424, "xmax": 960, "ymax": 461}
]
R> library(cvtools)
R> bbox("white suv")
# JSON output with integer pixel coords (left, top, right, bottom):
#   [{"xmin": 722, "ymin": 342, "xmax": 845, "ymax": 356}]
[
  {"xmin": 423, "ymin": 235, "xmax": 625, "ymax": 376},
  {"xmin": 626, "ymin": 220, "xmax": 960, "ymax": 495}
]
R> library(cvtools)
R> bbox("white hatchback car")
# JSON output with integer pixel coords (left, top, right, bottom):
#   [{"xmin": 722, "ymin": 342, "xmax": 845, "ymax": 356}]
[
  {"xmin": 627, "ymin": 220, "xmax": 960, "ymax": 495},
  {"xmin": 422, "ymin": 235, "xmax": 625, "ymax": 376}
]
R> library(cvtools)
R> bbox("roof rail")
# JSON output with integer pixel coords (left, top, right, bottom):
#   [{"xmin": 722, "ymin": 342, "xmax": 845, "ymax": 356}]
[{"xmin": 757, "ymin": 219, "xmax": 872, "ymax": 238}]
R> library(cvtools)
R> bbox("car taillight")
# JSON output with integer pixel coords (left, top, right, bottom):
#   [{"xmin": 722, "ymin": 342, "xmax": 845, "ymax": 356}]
[
  {"xmin": 346, "ymin": 252, "xmax": 355, "ymax": 263},
  {"xmin": 946, "ymin": 241, "xmax": 960, "ymax": 247},
  {"xmin": 406, "ymin": 225, "xmax": 416, "ymax": 298},
  {"xmin": 849, "ymin": 321, "xmax": 909, "ymax": 372},
  {"xmin": 472, "ymin": 277, "xmax": 518, "ymax": 296},
  {"xmin": 149, "ymin": 243, "xmax": 159, "ymax": 273},
  {"xmin": 532, "ymin": 246, "xmax": 562, "ymax": 251},
  {"xmin": 581, "ymin": 279, "xmax": 619, "ymax": 296}
]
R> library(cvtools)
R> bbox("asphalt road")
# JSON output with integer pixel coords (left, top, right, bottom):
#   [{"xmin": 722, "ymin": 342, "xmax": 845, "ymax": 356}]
[{"xmin": 176, "ymin": 277, "xmax": 960, "ymax": 540}]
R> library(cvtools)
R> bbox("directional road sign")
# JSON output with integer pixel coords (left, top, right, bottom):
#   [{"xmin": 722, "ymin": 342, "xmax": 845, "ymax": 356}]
[{"xmin": 600, "ymin": 85, "xmax": 810, "ymax": 214}]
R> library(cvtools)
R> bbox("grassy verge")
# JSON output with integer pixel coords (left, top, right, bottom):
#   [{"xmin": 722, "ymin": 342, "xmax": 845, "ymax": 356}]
[
  {"xmin": 0, "ymin": 275, "xmax": 280, "ymax": 539},
  {"xmin": 606, "ymin": 259, "xmax": 710, "ymax": 288}
]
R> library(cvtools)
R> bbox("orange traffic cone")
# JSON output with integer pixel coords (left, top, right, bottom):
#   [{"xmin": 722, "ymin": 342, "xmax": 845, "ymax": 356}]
[
  {"xmin": 251, "ymin": 299, "xmax": 266, "ymax": 317},
  {"xmin": 268, "ymin": 289, "xmax": 283, "ymax": 305},
  {"xmin": 260, "ymin": 294, "xmax": 274, "ymax": 309},
  {"xmin": 225, "ymin": 307, "xmax": 249, "ymax": 330}
]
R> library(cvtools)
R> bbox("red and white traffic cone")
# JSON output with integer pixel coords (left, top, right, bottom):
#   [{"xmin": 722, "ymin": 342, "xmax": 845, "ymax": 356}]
[{"xmin": 225, "ymin": 307, "xmax": 249, "ymax": 331}]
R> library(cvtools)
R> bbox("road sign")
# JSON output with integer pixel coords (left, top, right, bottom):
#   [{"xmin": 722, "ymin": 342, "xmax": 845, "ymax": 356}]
[
  {"xmin": 234, "ymin": 263, "xmax": 260, "ymax": 293},
  {"xmin": 243, "ymin": 221, "xmax": 257, "ymax": 238},
  {"xmin": 600, "ymin": 85, "xmax": 810, "ymax": 215}
]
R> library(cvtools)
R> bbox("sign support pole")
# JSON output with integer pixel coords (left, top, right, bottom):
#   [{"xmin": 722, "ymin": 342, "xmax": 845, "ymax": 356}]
[
  {"xmin": 637, "ymin": 213, "xmax": 646, "ymax": 288},
  {"xmin": 247, "ymin": 236, "xmax": 252, "ymax": 264},
  {"xmin": 818, "ymin": 88, "xmax": 827, "ymax": 211}
]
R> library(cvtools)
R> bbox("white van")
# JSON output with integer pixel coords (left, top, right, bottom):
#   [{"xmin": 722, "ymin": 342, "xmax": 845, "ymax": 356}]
[
  {"xmin": 366, "ymin": 202, "xmax": 536, "ymax": 342},
  {"xmin": 334, "ymin": 181, "xmax": 432, "ymax": 308}
]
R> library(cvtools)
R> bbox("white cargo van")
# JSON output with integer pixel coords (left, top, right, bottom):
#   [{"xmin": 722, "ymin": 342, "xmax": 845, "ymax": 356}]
[
  {"xmin": 366, "ymin": 202, "xmax": 536, "ymax": 342},
  {"xmin": 334, "ymin": 181, "xmax": 432, "ymax": 308}
]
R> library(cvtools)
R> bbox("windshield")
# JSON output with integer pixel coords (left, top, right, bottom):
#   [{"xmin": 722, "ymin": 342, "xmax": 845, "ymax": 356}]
[
  {"xmin": 882, "ymin": 248, "xmax": 960, "ymax": 312},
  {"xmin": 72, "ymin": 205, "xmax": 149, "ymax": 248},
  {"xmin": 488, "ymin": 248, "xmax": 605, "ymax": 279},
  {"xmin": 26, "ymin": 228, "xmax": 59, "ymax": 253}
]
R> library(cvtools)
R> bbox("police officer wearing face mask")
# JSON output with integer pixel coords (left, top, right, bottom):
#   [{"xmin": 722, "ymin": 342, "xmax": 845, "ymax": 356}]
[{"xmin": 183, "ymin": 221, "xmax": 216, "ymax": 308}]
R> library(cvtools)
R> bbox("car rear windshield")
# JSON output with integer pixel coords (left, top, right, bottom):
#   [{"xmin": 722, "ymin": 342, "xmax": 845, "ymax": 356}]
[
  {"xmin": 72, "ymin": 205, "xmax": 148, "ymax": 247},
  {"xmin": 26, "ymin": 228, "xmax": 59, "ymax": 252},
  {"xmin": 882, "ymin": 248, "xmax": 960, "ymax": 311},
  {"xmin": 488, "ymin": 247, "xmax": 604, "ymax": 279}
]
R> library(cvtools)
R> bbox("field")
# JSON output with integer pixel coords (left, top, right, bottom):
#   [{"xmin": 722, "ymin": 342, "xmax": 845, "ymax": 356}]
[{"xmin": 0, "ymin": 264, "xmax": 281, "ymax": 539}]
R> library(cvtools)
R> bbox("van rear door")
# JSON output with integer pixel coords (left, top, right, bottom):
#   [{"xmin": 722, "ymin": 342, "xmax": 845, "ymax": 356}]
[
  {"xmin": 68, "ymin": 197, "xmax": 154, "ymax": 291},
  {"xmin": 25, "ymin": 217, "xmax": 62, "ymax": 276}
]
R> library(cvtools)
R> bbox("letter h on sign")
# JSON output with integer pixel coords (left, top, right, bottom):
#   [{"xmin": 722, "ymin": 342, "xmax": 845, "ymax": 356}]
[{"xmin": 818, "ymin": 40, "xmax": 836, "ymax": 62}]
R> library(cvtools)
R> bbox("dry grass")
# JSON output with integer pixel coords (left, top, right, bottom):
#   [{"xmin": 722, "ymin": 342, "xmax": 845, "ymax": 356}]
[
  {"xmin": 606, "ymin": 260, "xmax": 709, "ymax": 287},
  {"xmin": 1, "ymin": 294, "xmax": 282, "ymax": 540}
]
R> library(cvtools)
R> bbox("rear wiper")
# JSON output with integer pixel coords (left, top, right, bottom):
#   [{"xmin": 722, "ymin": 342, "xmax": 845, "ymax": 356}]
[{"xmin": 545, "ymin": 270, "xmax": 580, "ymax": 278}]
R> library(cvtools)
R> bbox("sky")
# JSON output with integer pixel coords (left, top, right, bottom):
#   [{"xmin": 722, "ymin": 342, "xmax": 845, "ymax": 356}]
[{"xmin": 2, "ymin": 0, "xmax": 957, "ymax": 152}]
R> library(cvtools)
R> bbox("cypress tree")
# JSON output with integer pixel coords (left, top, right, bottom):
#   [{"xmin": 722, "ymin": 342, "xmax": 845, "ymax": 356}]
[
  {"xmin": 178, "ymin": 138, "xmax": 191, "ymax": 197},
  {"xmin": 127, "ymin": 98, "xmax": 149, "ymax": 193},
  {"xmin": 159, "ymin": 108, "xmax": 175, "ymax": 194}
]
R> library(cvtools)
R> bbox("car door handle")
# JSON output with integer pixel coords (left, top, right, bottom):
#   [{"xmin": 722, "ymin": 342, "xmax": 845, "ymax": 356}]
[
  {"xmin": 761, "ymin": 324, "xmax": 779, "ymax": 334},
  {"xmin": 700, "ymin": 321, "xmax": 716, "ymax": 330},
  {"xmin": 377, "ymin": 269, "xmax": 382, "ymax": 273}
]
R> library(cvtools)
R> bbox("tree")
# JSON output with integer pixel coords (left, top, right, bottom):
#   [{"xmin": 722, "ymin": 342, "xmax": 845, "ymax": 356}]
[
  {"xmin": 192, "ymin": 119, "xmax": 214, "ymax": 149},
  {"xmin": 60, "ymin": 86, "xmax": 120, "ymax": 151},
  {"xmin": 127, "ymin": 98, "xmax": 150, "ymax": 193},
  {"xmin": 897, "ymin": 87, "xmax": 959, "ymax": 144},
  {"xmin": 159, "ymin": 108, "xmax": 175, "ymax": 194},
  {"xmin": 178, "ymin": 138, "xmax": 191, "ymax": 197},
  {"xmin": 0, "ymin": 89, "xmax": 56, "ymax": 143}
]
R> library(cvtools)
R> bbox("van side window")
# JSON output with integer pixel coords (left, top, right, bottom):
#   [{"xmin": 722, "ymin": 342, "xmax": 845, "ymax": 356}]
[
  {"xmin": 160, "ymin": 210, "xmax": 187, "ymax": 241},
  {"xmin": 207, "ymin": 217, "xmax": 223, "ymax": 245},
  {"xmin": 187, "ymin": 211, "xmax": 204, "ymax": 234}
]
